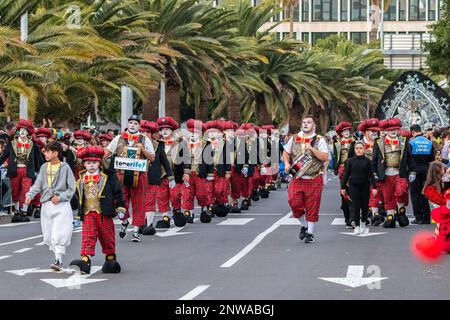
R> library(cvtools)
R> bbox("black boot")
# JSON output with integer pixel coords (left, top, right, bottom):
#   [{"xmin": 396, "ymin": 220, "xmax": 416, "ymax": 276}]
[
  {"xmin": 70, "ymin": 255, "xmax": 91, "ymax": 274},
  {"xmin": 208, "ymin": 205, "xmax": 216, "ymax": 218},
  {"xmin": 215, "ymin": 204, "xmax": 229, "ymax": 218},
  {"xmin": 397, "ymin": 207, "xmax": 409, "ymax": 227},
  {"xmin": 11, "ymin": 211, "xmax": 30, "ymax": 223},
  {"xmin": 371, "ymin": 214, "xmax": 385, "ymax": 227},
  {"xmin": 102, "ymin": 254, "xmax": 121, "ymax": 273},
  {"xmin": 200, "ymin": 207, "xmax": 212, "ymax": 223},
  {"xmin": 251, "ymin": 190, "xmax": 260, "ymax": 201},
  {"xmin": 155, "ymin": 216, "xmax": 171, "ymax": 229},
  {"xmin": 184, "ymin": 210, "xmax": 194, "ymax": 223},
  {"xmin": 33, "ymin": 206, "xmax": 41, "ymax": 219},
  {"xmin": 142, "ymin": 224, "xmax": 156, "ymax": 235},
  {"xmin": 173, "ymin": 209, "xmax": 187, "ymax": 227},
  {"xmin": 230, "ymin": 204, "xmax": 241, "ymax": 213},
  {"xmin": 260, "ymin": 188, "xmax": 269, "ymax": 199},
  {"xmin": 383, "ymin": 213, "xmax": 396, "ymax": 228},
  {"xmin": 240, "ymin": 199, "xmax": 250, "ymax": 211},
  {"xmin": 26, "ymin": 205, "xmax": 33, "ymax": 217}
]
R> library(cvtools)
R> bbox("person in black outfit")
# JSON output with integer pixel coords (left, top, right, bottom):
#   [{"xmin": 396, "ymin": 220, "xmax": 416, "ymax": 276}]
[
  {"xmin": 341, "ymin": 141, "xmax": 377, "ymax": 235},
  {"xmin": 409, "ymin": 124, "xmax": 435, "ymax": 224}
]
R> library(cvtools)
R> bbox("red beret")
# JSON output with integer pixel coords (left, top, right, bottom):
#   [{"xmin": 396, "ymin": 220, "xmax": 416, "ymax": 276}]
[
  {"xmin": 98, "ymin": 133, "xmax": 114, "ymax": 142},
  {"xmin": 140, "ymin": 120, "xmax": 159, "ymax": 134},
  {"xmin": 77, "ymin": 146, "xmax": 105, "ymax": 162},
  {"xmin": 17, "ymin": 119, "xmax": 34, "ymax": 134},
  {"xmin": 33, "ymin": 138, "xmax": 46, "ymax": 150},
  {"xmin": 335, "ymin": 122, "xmax": 352, "ymax": 136},
  {"xmin": 187, "ymin": 119, "xmax": 204, "ymax": 133},
  {"xmin": 73, "ymin": 130, "xmax": 92, "ymax": 141},
  {"xmin": 399, "ymin": 129, "xmax": 411, "ymax": 138},
  {"xmin": 358, "ymin": 118, "xmax": 380, "ymax": 132},
  {"xmin": 261, "ymin": 125, "xmax": 276, "ymax": 134},
  {"xmin": 206, "ymin": 120, "xmax": 222, "ymax": 133},
  {"xmin": 383, "ymin": 118, "xmax": 402, "ymax": 131},
  {"xmin": 157, "ymin": 116, "xmax": 179, "ymax": 130},
  {"xmin": 234, "ymin": 128, "xmax": 246, "ymax": 137},
  {"xmin": 35, "ymin": 127, "xmax": 52, "ymax": 139}
]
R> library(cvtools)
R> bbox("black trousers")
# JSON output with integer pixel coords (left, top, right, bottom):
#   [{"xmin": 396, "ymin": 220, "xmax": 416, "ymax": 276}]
[
  {"xmin": 349, "ymin": 183, "xmax": 370, "ymax": 226},
  {"xmin": 340, "ymin": 194, "xmax": 351, "ymax": 224},
  {"xmin": 409, "ymin": 170, "xmax": 431, "ymax": 222}
]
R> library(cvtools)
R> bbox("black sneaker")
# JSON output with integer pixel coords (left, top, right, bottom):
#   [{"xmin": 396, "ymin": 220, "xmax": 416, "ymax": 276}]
[
  {"xmin": 305, "ymin": 233, "xmax": 315, "ymax": 243},
  {"xmin": 132, "ymin": 232, "xmax": 141, "ymax": 242},
  {"xmin": 51, "ymin": 259, "xmax": 63, "ymax": 271},
  {"xmin": 240, "ymin": 200, "xmax": 249, "ymax": 211},
  {"xmin": 119, "ymin": 220, "xmax": 129, "ymax": 238},
  {"xmin": 299, "ymin": 226, "xmax": 307, "ymax": 240}
]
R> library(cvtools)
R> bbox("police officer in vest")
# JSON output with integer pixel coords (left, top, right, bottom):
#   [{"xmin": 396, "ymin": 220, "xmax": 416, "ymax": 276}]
[{"xmin": 409, "ymin": 124, "xmax": 435, "ymax": 224}]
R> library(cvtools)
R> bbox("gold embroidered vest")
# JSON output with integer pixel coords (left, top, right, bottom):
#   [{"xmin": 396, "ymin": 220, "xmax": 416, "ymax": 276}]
[
  {"xmin": 290, "ymin": 135, "xmax": 324, "ymax": 177},
  {"xmin": 384, "ymin": 141, "xmax": 401, "ymax": 169},
  {"xmin": 83, "ymin": 181, "xmax": 101, "ymax": 215}
]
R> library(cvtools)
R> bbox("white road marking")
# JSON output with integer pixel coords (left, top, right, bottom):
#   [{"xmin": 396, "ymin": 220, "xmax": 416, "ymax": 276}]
[
  {"xmin": 227, "ymin": 213, "xmax": 282, "ymax": 216},
  {"xmin": 331, "ymin": 218, "xmax": 346, "ymax": 226},
  {"xmin": 340, "ymin": 232, "xmax": 386, "ymax": 237},
  {"xmin": 0, "ymin": 235, "xmax": 43, "ymax": 247},
  {"xmin": 218, "ymin": 218, "xmax": 254, "ymax": 226},
  {"xmin": 179, "ymin": 285, "xmax": 210, "ymax": 300},
  {"xmin": 319, "ymin": 265, "xmax": 388, "ymax": 288},
  {"xmin": 34, "ymin": 242, "xmax": 45, "ymax": 246},
  {"xmin": 0, "ymin": 221, "xmax": 40, "ymax": 228},
  {"xmin": 156, "ymin": 227, "xmax": 193, "ymax": 237},
  {"xmin": 14, "ymin": 247, "xmax": 33, "ymax": 253},
  {"xmin": 220, "ymin": 212, "xmax": 294, "ymax": 268},
  {"xmin": 6, "ymin": 268, "xmax": 68, "ymax": 276},
  {"xmin": 40, "ymin": 266, "xmax": 106, "ymax": 289},
  {"xmin": 0, "ymin": 255, "xmax": 11, "ymax": 261}
]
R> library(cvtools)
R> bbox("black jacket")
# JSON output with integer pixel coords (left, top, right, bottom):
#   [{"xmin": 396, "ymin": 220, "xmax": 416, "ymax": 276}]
[
  {"xmin": 0, "ymin": 139, "xmax": 43, "ymax": 179},
  {"xmin": 148, "ymin": 140, "xmax": 174, "ymax": 185},
  {"xmin": 75, "ymin": 169, "xmax": 125, "ymax": 221},
  {"xmin": 234, "ymin": 137, "xmax": 255, "ymax": 176},
  {"xmin": 212, "ymin": 141, "xmax": 232, "ymax": 177},
  {"xmin": 187, "ymin": 141, "xmax": 214, "ymax": 179},
  {"xmin": 171, "ymin": 139, "xmax": 191, "ymax": 183},
  {"xmin": 372, "ymin": 136, "xmax": 416, "ymax": 180}
]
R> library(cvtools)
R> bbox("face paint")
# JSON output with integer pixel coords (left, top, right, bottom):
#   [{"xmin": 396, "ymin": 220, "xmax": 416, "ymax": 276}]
[
  {"xmin": 225, "ymin": 129, "xmax": 234, "ymax": 140},
  {"xmin": 128, "ymin": 120, "xmax": 140, "ymax": 134},
  {"xmin": 302, "ymin": 118, "xmax": 314, "ymax": 134},
  {"xmin": 75, "ymin": 139, "xmax": 86, "ymax": 146},
  {"xmin": 160, "ymin": 128, "xmax": 172, "ymax": 138},
  {"xmin": 101, "ymin": 140, "xmax": 109, "ymax": 148},
  {"xmin": 84, "ymin": 161, "xmax": 100, "ymax": 174},
  {"xmin": 342, "ymin": 130, "xmax": 351, "ymax": 139},
  {"xmin": 190, "ymin": 132, "xmax": 200, "ymax": 142},
  {"xmin": 19, "ymin": 128, "xmax": 28, "ymax": 138},
  {"xmin": 387, "ymin": 130, "xmax": 398, "ymax": 138}
]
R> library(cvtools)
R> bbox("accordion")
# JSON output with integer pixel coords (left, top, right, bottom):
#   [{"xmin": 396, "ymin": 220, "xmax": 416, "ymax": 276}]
[{"xmin": 288, "ymin": 153, "xmax": 314, "ymax": 179}]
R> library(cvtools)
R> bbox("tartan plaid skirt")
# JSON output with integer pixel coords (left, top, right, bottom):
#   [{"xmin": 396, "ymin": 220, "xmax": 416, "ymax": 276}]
[
  {"xmin": 379, "ymin": 174, "xmax": 409, "ymax": 210},
  {"xmin": 81, "ymin": 213, "xmax": 115, "ymax": 256},
  {"xmin": 288, "ymin": 175, "xmax": 324, "ymax": 222}
]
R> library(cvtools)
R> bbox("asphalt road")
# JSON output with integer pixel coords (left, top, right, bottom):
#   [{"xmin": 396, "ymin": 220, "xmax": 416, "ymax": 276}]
[{"xmin": 0, "ymin": 175, "xmax": 449, "ymax": 300}]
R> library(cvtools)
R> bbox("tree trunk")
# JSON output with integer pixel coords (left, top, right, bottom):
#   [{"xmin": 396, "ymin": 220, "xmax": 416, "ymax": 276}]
[
  {"xmin": 227, "ymin": 94, "xmax": 241, "ymax": 123},
  {"xmin": 142, "ymin": 85, "xmax": 160, "ymax": 121},
  {"xmin": 289, "ymin": 5, "xmax": 294, "ymax": 39},
  {"xmin": 289, "ymin": 99, "xmax": 304, "ymax": 133},
  {"xmin": 165, "ymin": 82, "xmax": 181, "ymax": 122},
  {"xmin": 196, "ymin": 100, "xmax": 209, "ymax": 122},
  {"xmin": 256, "ymin": 96, "xmax": 273, "ymax": 125},
  {"xmin": 317, "ymin": 110, "xmax": 331, "ymax": 134},
  {"xmin": 369, "ymin": 2, "xmax": 381, "ymax": 43}
]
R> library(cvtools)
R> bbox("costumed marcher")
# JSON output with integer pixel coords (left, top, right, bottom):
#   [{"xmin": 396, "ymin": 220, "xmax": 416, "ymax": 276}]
[
  {"xmin": 372, "ymin": 118, "xmax": 416, "ymax": 228},
  {"xmin": 141, "ymin": 120, "xmax": 175, "ymax": 235},
  {"xmin": 341, "ymin": 140, "xmax": 377, "ymax": 235},
  {"xmin": 98, "ymin": 133, "xmax": 114, "ymax": 169},
  {"xmin": 208, "ymin": 120, "xmax": 232, "ymax": 218},
  {"xmin": 412, "ymin": 161, "xmax": 450, "ymax": 261},
  {"xmin": 154, "ymin": 116, "xmax": 189, "ymax": 228},
  {"xmin": 182, "ymin": 119, "xmax": 214, "ymax": 223},
  {"xmin": 259, "ymin": 125, "xmax": 276, "ymax": 198},
  {"xmin": 25, "ymin": 142, "xmax": 76, "ymax": 270},
  {"xmin": 225, "ymin": 121, "xmax": 243, "ymax": 213},
  {"xmin": 104, "ymin": 115, "xmax": 155, "ymax": 243},
  {"xmin": 409, "ymin": 124, "xmax": 435, "ymax": 224},
  {"xmin": 69, "ymin": 146, "xmax": 125, "ymax": 274},
  {"xmin": 72, "ymin": 130, "xmax": 92, "ymax": 179},
  {"xmin": 0, "ymin": 119, "xmax": 44, "ymax": 222},
  {"xmin": 283, "ymin": 115, "xmax": 330, "ymax": 243},
  {"xmin": 333, "ymin": 121, "xmax": 353, "ymax": 227},
  {"xmin": 246, "ymin": 124, "xmax": 261, "ymax": 202}
]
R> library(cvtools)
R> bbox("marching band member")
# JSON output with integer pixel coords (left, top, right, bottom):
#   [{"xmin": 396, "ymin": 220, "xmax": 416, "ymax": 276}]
[
  {"xmin": 72, "ymin": 130, "xmax": 92, "ymax": 179},
  {"xmin": 154, "ymin": 116, "xmax": 188, "ymax": 228},
  {"xmin": 372, "ymin": 118, "xmax": 416, "ymax": 228},
  {"xmin": 141, "ymin": 120, "xmax": 175, "ymax": 235},
  {"xmin": 333, "ymin": 121, "xmax": 353, "ymax": 227},
  {"xmin": 259, "ymin": 125, "xmax": 276, "ymax": 198},
  {"xmin": 104, "ymin": 115, "xmax": 155, "ymax": 243},
  {"xmin": 0, "ymin": 119, "xmax": 44, "ymax": 223},
  {"xmin": 182, "ymin": 119, "xmax": 214, "ymax": 223},
  {"xmin": 283, "ymin": 115, "xmax": 329, "ymax": 243},
  {"xmin": 98, "ymin": 133, "xmax": 114, "ymax": 169},
  {"xmin": 69, "ymin": 146, "xmax": 125, "ymax": 274}
]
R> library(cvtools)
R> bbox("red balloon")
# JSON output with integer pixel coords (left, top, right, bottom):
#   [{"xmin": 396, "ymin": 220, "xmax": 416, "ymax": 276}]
[{"xmin": 411, "ymin": 231, "xmax": 444, "ymax": 263}]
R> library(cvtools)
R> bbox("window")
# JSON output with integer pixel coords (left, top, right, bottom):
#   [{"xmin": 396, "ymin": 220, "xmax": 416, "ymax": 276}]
[
  {"xmin": 312, "ymin": 0, "xmax": 338, "ymax": 21},
  {"xmin": 302, "ymin": 0, "xmax": 310, "ymax": 21},
  {"xmin": 283, "ymin": 3, "xmax": 300, "ymax": 21},
  {"xmin": 428, "ymin": 0, "xmax": 436, "ymax": 20},
  {"xmin": 409, "ymin": 0, "xmax": 426, "ymax": 20},
  {"xmin": 341, "ymin": 0, "xmax": 348, "ymax": 20},
  {"xmin": 282, "ymin": 32, "xmax": 298, "ymax": 39},
  {"xmin": 384, "ymin": 1, "xmax": 397, "ymax": 20},
  {"xmin": 351, "ymin": 32, "xmax": 367, "ymax": 44},
  {"xmin": 311, "ymin": 32, "xmax": 338, "ymax": 45},
  {"xmin": 273, "ymin": 7, "xmax": 281, "ymax": 21},
  {"xmin": 302, "ymin": 33, "xmax": 310, "ymax": 43},
  {"xmin": 351, "ymin": 0, "xmax": 367, "ymax": 21},
  {"xmin": 399, "ymin": 0, "xmax": 406, "ymax": 20}
]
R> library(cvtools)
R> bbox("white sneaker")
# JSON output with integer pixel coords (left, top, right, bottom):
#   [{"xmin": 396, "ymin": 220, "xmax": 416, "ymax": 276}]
[
  {"xmin": 363, "ymin": 225, "xmax": 369, "ymax": 235},
  {"xmin": 0, "ymin": 211, "xmax": 8, "ymax": 217},
  {"xmin": 353, "ymin": 226, "xmax": 361, "ymax": 235}
]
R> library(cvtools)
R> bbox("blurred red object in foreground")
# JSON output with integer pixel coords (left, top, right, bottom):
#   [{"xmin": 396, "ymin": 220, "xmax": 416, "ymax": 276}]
[{"xmin": 411, "ymin": 231, "xmax": 445, "ymax": 263}]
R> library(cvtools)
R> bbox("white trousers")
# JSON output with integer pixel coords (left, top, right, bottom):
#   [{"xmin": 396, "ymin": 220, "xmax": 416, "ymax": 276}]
[{"xmin": 41, "ymin": 202, "xmax": 73, "ymax": 255}]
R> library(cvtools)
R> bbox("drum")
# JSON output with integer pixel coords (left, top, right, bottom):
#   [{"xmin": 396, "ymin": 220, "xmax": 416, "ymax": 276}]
[{"xmin": 288, "ymin": 153, "xmax": 313, "ymax": 179}]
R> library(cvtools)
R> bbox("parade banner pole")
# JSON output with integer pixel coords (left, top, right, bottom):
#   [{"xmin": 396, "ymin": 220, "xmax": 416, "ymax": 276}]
[
  {"xmin": 159, "ymin": 80, "xmax": 166, "ymax": 117},
  {"xmin": 19, "ymin": 12, "xmax": 28, "ymax": 120},
  {"xmin": 121, "ymin": 85, "xmax": 133, "ymax": 131}
]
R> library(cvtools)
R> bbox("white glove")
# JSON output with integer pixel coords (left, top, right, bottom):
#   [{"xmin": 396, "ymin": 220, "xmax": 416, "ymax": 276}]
[
  {"xmin": 241, "ymin": 167, "xmax": 248, "ymax": 177},
  {"xmin": 408, "ymin": 174, "xmax": 416, "ymax": 183},
  {"xmin": 261, "ymin": 167, "xmax": 267, "ymax": 175},
  {"xmin": 169, "ymin": 180, "xmax": 176, "ymax": 189},
  {"xmin": 206, "ymin": 176, "xmax": 214, "ymax": 181}
]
